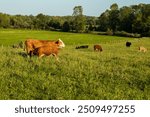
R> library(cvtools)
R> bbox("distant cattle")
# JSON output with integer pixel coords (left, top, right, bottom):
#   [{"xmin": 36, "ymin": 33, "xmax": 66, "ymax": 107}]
[
  {"xmin": 139, "ymin": 46, "xmax": 147, "ymax": 52},
  {"xmin": 94, "ymin": 44, "xmax": 103, "ymax": 52},
  {"xmin": 75, "ymin": 45, "xmax": 89, "ymax": 49},
  {"xmin": 126, "ymin": 42, "xmax": 132, "ymax": 47},
  {"xmin": 25, "ymin": 39, "xmax": 65, "ymax": 56}
]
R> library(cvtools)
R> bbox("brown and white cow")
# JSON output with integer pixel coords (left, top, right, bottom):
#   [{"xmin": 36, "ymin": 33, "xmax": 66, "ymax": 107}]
[
  {"xmin": 94, "ymin": 44, "xmax": 103, "ymax": 52},
  {"xmin": 139, "ymin": 46, "xmax": 147, "ymax": 52},
  {"xmin": 25, "ymin": 39, "xmax": 65, "ymax": 55}
]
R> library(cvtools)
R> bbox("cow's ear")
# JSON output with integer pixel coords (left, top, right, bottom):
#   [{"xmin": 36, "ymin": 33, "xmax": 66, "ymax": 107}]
[{"xmin": 55, "ymin": 40, "xmax": 59, "ymax": 44}]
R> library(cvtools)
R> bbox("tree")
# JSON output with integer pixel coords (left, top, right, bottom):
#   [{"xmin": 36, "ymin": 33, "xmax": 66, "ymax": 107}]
[
  {"xmin": 62, "ymin": 21, "xmax": 70, "ymax": 32},
  {"xmin": 131, "ymin": 4, "xmax": 150, "ymax": 36},
  {"xmin": 98, "ymin": 10, "xmax": 110, "ymax": 31},
  {"xmin": 110, "ymin": 3, "xmax": 118, "ymax": 10},
  {"xmin": 109, "ymin": 3, "xmax": 120, "ymax": 32},
  {"xmin": 0, "ymin": 13, "xmax": 10, "ymax": 28},
  {"xmin": 86, "ymin": 16, "xmax": 97, "ymax": 31},
  {"xmin": 119, "ymin": 6, "xmax": 134, "ymax": 32},
  {"xmin": 36, "ymin": 13, "xmax": 49, "ymax": 30},
  {"xmin": 72, "ymin": 6, "xmax": 86, "ymax": 32}
]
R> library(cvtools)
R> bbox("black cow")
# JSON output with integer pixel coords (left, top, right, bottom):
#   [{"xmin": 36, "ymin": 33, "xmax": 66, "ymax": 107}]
[
  {"xmin": 75, "ymin": 45, "xmax": 89, "ymax": 49},
  {"xmin": 126, "ymin": 42, "xmax": 132, "ymax": 47}
]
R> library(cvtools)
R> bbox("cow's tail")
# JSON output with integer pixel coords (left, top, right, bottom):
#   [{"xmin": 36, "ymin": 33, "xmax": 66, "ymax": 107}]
[
  {"xmin": 24, "ymin": 40, "xmax": 29, "ymax": 54},
  {"xmin": 23, "ymin": 41, "xmax": 26, "ymax": 51},
  {"xmin": 29, "ymin": 51, "xmax": 33, "ymax": 58}
]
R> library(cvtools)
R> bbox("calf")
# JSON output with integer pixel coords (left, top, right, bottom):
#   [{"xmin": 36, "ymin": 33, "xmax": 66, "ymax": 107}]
[
  {"xmin": 139, "ymin": 46, "xmax": 147, "ymax": 52},
  {"xmin": 31, "ymin": 45, "xmax": 60, "ymax": 61},
  {"xmin": 126, "ymin": 42, "xmax": 132, "ymax": 47},
  {"xmin": 94, "ymin": 44, "xmax": 103, "ymax": 52}
]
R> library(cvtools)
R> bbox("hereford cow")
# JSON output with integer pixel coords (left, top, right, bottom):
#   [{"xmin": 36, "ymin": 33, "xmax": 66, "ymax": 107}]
[
  {"xmin": 126, "ymin": 41, "xmax": 132, "ymax": 47},
  {"xmin": 94, "ymin": 44, "xmax": 103, "ymax": 52},
  {"xmin": 139, "ymin": 46, "xmax": 147, "ymax": 52},
  {"xmin": 25, "ymin": 39, "xmax": 65, "ymax": 55}
]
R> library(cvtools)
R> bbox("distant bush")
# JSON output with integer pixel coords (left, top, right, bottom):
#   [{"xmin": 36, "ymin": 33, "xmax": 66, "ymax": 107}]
[
  {"xmin": 96, "ymin": 31, "xmax": 141, "ymax": 38},
  {"xmin": 96, "ymin": 29, "xmax": 113, "ymax": 36},
  {"xmin": 106, "ymin": 29, "xmax": 113, "ymax": 35},
  {"xmin": 114, "ymin": 31, "xmax": 141, "ymax": 38},
  {"xmin": 141, "ymin": 31, "xmax": 150, "ymax": 37},
  {"xmin": 97, "ymin": 32, "xmax": 107, "ymax": 35}
]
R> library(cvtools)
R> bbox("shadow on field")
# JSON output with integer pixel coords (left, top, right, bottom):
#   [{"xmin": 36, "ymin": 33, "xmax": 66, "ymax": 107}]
[{"xmin": 18, "ymin": 52, "xmax": 28, "ymax": 58}]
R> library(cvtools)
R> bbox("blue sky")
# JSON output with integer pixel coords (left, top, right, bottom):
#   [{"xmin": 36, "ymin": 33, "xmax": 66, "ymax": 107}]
[{"xmin": 0, "ymin": 0, "xmax": 149, "ymax": 16}]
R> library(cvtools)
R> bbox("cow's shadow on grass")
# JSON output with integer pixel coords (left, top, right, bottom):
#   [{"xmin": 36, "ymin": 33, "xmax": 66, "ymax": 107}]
[
  {"xmin": 18, "ymin": 51, "xmax": 35, "ymax": 63},
  {"xmin": 18, "ymin": 52, "xmax": 28, "ymax": 58}
]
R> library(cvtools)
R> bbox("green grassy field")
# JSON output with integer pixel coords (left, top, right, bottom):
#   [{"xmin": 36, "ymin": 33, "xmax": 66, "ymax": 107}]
[{"xmin": 0, "ymin": 29, "xmax": 150, "ymax": 100}]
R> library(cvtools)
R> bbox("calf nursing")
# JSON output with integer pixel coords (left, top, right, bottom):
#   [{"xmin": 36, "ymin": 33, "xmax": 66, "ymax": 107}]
[
  {"xmin": 25, "ymin": 39, "xmax": 65, "ymax": 55},
  {"xmin": 25, "ymin": 39, "xmax": 65, "ymax": 60}
]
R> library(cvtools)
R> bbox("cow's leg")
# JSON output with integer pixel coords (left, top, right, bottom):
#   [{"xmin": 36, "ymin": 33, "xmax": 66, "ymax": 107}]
[
  {"xmin": 39, "ymin": 54, "xmax": 45, "ymax": 58},
  {"xmin": 25, "ymin": 45, "xmax": 32, "ymax": 55},
  {"xmin": 52, "ymin": 53, "xmax": 59, "ymax": 62},
  {"xmin": 29, "ymin": 51, "xmax": 33, "ymax": 57}
]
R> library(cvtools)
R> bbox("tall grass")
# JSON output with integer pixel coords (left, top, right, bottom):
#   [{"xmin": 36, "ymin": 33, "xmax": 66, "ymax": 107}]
[{"xmin": 0, "ymin": 29, "xmax": 150, "ymax": 99}]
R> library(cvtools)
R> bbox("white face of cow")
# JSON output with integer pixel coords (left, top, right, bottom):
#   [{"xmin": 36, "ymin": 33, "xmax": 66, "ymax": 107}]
[{"xmin": 58, "ymin": 39, "xmax": 65, "ymax": 48}]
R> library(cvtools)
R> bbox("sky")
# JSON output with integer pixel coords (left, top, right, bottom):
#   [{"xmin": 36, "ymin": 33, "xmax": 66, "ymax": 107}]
[{"xmin": 0, "ymin": 0, "xmax": 149, "ymax": 16}]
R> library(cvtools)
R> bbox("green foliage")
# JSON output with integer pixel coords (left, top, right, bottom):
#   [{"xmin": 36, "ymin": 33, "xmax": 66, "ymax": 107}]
[
  {"xmin": 0, "ymin": 13, "xmax": 10, "ymax": 28},
  {"xmin": 62, "ymin": 21, "xmax": 70, "ymax": 32},
  {"xmin": 0, "ymin": 29, "xmax": 150, "ymax": 100},
  {"xmin": 98, "ymin": 11, "xmax": 110, "ymax": 31},
  {"xmin": 110, "ymin": 3, "xmax": 119, "ymax": 10},
  {"xmin": 106, "ymin": 28, "xmax": 113, "ymax": 35},
  {"xmin": 72, "ymin": 6, "xmax": 86, "ymax": 33},
  {"xmin": 0, "ymin": 3, "xmax": 149, "ymax": 37},
  {"xmin": 98, "ymin": 3, "xmax": 150, "ymax": 36},
  {"xmin": 115, "ymin": 31, "xmax": 141, "ymax": 38}
]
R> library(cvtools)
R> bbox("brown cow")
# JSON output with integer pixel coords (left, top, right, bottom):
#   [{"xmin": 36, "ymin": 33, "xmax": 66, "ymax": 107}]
[
  {"xmin": 139, "ymin": 46, "xmax": 147, "ymax": 52},
  {"xmin": 94, "ymin": 44, "xmax": 103, "ymax": 52},
  {"xmin": 31, "ymin": 45, "xmax": 60, "ymax": 61},
  {"xmin": 25, "ymin": 39, "xmax": 65, "ymax": 55}
]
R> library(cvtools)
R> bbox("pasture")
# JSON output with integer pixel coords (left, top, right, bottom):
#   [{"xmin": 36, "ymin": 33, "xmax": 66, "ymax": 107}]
[{"xmin": 0, "ymin": 29, "xmax": 150, "ymax": 100}]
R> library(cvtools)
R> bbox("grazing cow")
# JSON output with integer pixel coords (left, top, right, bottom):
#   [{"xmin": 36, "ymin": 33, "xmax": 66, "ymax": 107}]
[
  {"xmin": 139, "ymin": 46, "xmax": 147, "ymax": 52},
  {"xmin": 75, "ymin": 45, "xmax": 89, "ymax": 49},
  {"xmin": 94, "ymin": 44, "xmax": 103, "ymax": 52},
  {"xmin": 25, "ymin": 39, "xmax": 65, "ymax": 55},
  {"xmin": 126, "ymin": 42, "xmax": 132, "ymax": 47}
]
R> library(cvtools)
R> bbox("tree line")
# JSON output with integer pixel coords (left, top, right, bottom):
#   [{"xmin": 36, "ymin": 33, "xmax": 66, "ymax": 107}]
[
  {"xmin": 98, "ymin": 3, "xmax": 150, "ymax": 37},
  {"xmin": 0, "ymin": 3, "xmax": 149, "ymax": 37}
]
